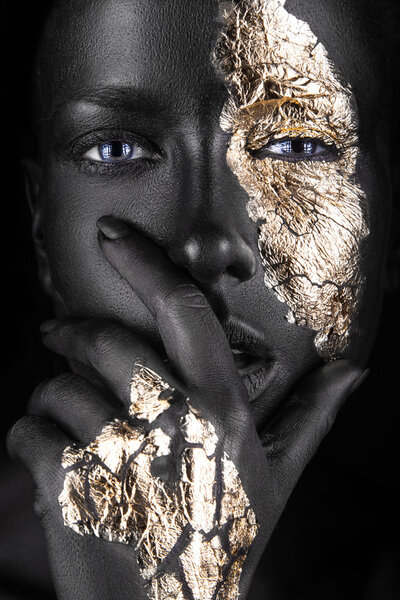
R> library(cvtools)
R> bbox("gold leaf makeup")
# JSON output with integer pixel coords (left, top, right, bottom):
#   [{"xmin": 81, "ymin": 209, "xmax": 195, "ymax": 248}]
[
  {"xmin": 214, "ymin": 0, "xmax": 369, "ymax": 359},
  {"xmin": 59, "ymin": 364, "xmax": 258, "ymax": 600}
]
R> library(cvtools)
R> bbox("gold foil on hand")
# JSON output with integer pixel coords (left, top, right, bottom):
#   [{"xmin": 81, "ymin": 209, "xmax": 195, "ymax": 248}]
[
  {"xmin": 214, "ymin": 0, "xmax": 369, "ymax": 359},
  {"xmin": 59, "ymin": 364, "xmax": 258, "ymax": 599},
  {"xmin": 130, "ymin": 363, "xmax": 171, "ymax": 423}
]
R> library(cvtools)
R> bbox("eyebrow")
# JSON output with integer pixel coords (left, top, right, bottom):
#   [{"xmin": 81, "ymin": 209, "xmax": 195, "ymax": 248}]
[{"xmin": 47, "ymin": 85, "xmax": 167, "ymax": 124}]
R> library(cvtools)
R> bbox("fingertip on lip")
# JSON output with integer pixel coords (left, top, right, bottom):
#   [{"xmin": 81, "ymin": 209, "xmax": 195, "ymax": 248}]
[{"xmin": 96, "ymin": 216, "xmax": 132, "ymax": 241}]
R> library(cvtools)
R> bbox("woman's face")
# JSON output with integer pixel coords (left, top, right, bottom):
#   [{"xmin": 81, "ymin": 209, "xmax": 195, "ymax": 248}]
[{"xmin": 32, "ymin": 0, "xmax": 391, "ymax": 424}]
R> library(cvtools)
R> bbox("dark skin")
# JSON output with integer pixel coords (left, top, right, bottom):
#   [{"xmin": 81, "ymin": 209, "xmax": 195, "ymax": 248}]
[{"xmin": 7, "ymin": 0, "xmax": 392, "ymax": 597}]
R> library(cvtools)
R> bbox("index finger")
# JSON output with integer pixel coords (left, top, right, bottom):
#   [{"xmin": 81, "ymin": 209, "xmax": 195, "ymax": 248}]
[{"xmin": 96, "ymin": 216, "xmax": 244, "ymax": 399}]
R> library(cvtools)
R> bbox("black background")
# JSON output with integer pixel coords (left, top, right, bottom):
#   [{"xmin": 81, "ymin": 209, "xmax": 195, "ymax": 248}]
[{"xmin": 1, "ymin": 2, "xmax": 399, "ymax": 599}]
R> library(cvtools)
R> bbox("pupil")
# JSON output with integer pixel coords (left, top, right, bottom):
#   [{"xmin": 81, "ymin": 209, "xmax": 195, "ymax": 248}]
[
  {"xmin": 281, "ymin": 139, "xmax": 316, "ymax": 155},
  {"xmin": 291, "ymin": 139, "xmax": 304, "ymax": 154},
  {"xmin": 100, "ymin": 142, "xmax": 133, "ymax": 160}
]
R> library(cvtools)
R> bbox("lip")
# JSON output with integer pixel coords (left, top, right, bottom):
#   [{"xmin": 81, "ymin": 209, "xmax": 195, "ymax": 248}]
[{"xmin": 222, "ymin": 316, "xmax": 277, "ymax": 402}]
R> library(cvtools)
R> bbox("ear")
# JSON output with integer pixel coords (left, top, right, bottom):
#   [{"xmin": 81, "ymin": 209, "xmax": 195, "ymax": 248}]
[{"xmin": 23, "ymin": 158, "xmax": 55, "ymax": 297}]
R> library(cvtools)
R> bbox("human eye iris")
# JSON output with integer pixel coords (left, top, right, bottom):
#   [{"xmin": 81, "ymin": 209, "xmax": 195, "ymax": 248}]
[
  {"xmin": 84, "ymin": 140, "xmax": 150, "ymax": 163},
  {"xmin": 251, "ymin": 138, "xmax": 338, "ymax": 162},
  {"xmin": 270, "ymin": 139, "xmax": 320, "ymax": 156},
  {"xmin": 99, "ymin": 141, "xmax": 133, "ymax": 161}
]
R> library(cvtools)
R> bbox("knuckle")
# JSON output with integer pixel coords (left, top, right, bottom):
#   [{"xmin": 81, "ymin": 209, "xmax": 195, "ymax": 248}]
[
  {"xmin": 7, "ymin": 418, "xmax": 27, "ymax": 452},
  {"xmin": 161, "ymin": 284, "xmax": 209, "ymax": 313},
  {"xmin": 44, "ymin": 372, "xmax": 78, "ymax": 402},
  {"xmin": 8, "ymin": 415, "xmax": 35, "ymax": 440},
  {"xmin": 88, "ymin": 325, "xmax": 125, "ymax": 365},
  {"xmin": 32, "ymin": 373, "xmax": 80, "ymax": 413},
  {"xmin": 286, "ymin": 394, "xmax": 309, "ymax": 411},
  {"xmin": 27, "ymin": 382, "xmax": 46, "ymax": 414},
  {"xmin": 7, "ymin": 415, "xmax": 41, "ymax": 457}
]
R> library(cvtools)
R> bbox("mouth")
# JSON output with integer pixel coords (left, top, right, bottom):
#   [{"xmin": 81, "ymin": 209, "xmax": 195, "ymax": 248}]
[{"xmin": 222, "ymin": 317, "xmax": 277, "ymax": 402}]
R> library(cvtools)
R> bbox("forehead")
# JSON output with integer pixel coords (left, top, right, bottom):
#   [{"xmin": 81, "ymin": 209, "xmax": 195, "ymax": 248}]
[
  {"xmin": 285, "ymin": 0, "xmax": 383, "ymax": 105},
  {"xmin": 36, "ymin": 0, "xmax": 224, "ymax": 118},
  {"xmin": 35, "ymin": 0, "xmax": 381, "ymax": 122}
]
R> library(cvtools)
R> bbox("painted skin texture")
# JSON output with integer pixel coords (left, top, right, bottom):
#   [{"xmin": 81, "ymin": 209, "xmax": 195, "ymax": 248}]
[
  {"xmin": 59, "ymin": 2, "xmax": 368, "ymax": 598},
  {"xmin": 60, "ymin": 364, "xmax": 258, "ymax": 600},
  {"xmin": 214, "ymin": 0, "xmax": 369, "ymax": 360},
  {"xmin": 9, "ymin": 2, "xmax": 388, "ymax": 597}
]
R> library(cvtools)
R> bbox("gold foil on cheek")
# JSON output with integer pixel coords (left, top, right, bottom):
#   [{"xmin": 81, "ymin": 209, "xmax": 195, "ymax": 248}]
[
  {"xmin": 59, "ymin": 364, "xmax": 258, "ymax": 599},
  {"xmin": 214, "ymin": 0, "xmax": 369, "ymax": 359}
]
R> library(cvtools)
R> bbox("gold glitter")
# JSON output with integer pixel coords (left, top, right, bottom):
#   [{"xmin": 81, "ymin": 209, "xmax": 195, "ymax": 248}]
[
  {"xmin": 130, "ymin": 363, "xmax": 171, "ymax": 422},
  {"xmin": 179, "ymin": 531, "xmax": 228, "ymax": 599},
  {"xmin": 153, "ymin": 573, "xmax": 185, "ymax": 600},
  {"xmin": 214, "ymin": 0, "xmax": 369, "ymax": 359},
  {"xmin": 59, "ymin": 364, "xmax": 258, "ymax": 599}
]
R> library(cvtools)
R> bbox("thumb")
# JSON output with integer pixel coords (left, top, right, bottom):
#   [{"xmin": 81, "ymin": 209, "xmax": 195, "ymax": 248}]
[{"xmin": 261, "ymin": 360, "xmax": 368, "ymax": 495}]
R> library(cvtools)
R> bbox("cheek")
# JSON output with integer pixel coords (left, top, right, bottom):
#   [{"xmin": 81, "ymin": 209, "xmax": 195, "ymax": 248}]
[
  {"xmin": 42, "ymin": 171, "xmax": 103, "ymax": 311},
  {"xmin": 39, "ymin": 164, "xmax": 164, "ymax": 336},
  {"xmin": 226, "ymin": 142, "xmax": 369, "ymax": 360}
]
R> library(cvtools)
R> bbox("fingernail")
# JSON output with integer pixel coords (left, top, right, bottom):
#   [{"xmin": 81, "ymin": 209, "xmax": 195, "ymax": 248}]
[
  {"xmin": 40, "ymin": 319, "xmax": 59, "ymax": 334},
  {"xmin": 348, "ymin": 368, "xmax": 370, "ymax": 396},
  {"xmin": 97, "ymin": 216, "xmax": 132, "ymax": 240}
]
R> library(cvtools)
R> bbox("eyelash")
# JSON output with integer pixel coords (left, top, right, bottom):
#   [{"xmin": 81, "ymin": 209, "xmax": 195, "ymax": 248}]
[
  {"xmin": 249, "ymin": 136, "xmax": 340, "ymax": 162},
  {"xmin": 68, "ymin": 130, "xmax": 161, "ymax": 172}
]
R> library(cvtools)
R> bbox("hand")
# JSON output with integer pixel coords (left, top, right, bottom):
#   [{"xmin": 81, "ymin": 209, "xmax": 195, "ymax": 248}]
[{"xmin": 8, "ymin": 217, "xmax": 365, "ymax": 600}]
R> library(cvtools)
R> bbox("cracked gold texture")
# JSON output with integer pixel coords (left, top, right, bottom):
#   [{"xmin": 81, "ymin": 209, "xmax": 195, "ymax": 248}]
[
  {"xmin": 59, "ymin": 364, "xmax": 258, "ymax": 599},
  {"xmin": 214, "ymin": 0, "xmax": 369, "ymax": 359}
]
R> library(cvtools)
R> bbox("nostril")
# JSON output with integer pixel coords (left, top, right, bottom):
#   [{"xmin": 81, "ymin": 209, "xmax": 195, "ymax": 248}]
[
  {"xmin": 226, "ymin": 266, "xmax": 237, "ymax": 278},
  {"xmin": 227, "ymin": 260, "xmax": 256, "ymax": 282}
]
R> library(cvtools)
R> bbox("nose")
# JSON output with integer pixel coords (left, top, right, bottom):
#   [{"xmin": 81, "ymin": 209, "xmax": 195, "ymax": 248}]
[
  {"xmin": 166, "ymin": 126, "xmax": 258, "ymax": 284},
  {"xmin": 169, "ymin": 227, "xmax": 257, "ymax": 283}
]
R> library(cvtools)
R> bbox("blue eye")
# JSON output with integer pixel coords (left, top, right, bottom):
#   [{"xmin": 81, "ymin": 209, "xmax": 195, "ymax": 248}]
[
  {"xmin": 276, "ymin": 139, "xmax": 316, "ymax": 155},
  {"xmin": 251, "ymin": 138, "xmax": 337, "ymax": 161},
  {"xmin": 84, "ymin": 140, "xmax": 153, "ymax": 163},
  {"xmin": 99, "ymin": 141, "xmax": 134, "ymax": 161}
]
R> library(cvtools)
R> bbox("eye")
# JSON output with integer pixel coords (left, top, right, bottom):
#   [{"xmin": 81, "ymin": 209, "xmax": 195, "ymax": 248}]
[
  {"xmin": 84, "ymin": 140, "xmax": 153, "ymax": 163},
  {"xmin": 250, "ymin": 138, "xmax": 338, "ymax": 161}
]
